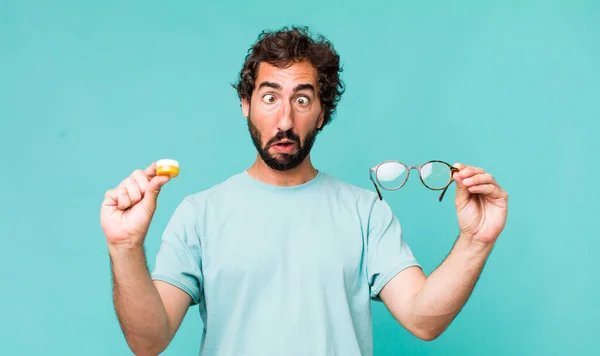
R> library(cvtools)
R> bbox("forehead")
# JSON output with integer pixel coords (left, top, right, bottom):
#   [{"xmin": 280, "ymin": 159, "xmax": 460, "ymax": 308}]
[{"xmin": 254, "ymin": 61, "xmax": 318, "ymax": 90}]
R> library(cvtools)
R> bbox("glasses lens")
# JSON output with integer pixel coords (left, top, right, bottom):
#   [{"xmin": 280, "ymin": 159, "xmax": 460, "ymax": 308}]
[
  {"xmin": 376, "ymin": 162, "xmax": 407, "ymax": 189},
  {"xmin": 420, "ymin": 162, "xmax": 452, "ymax": 189}
]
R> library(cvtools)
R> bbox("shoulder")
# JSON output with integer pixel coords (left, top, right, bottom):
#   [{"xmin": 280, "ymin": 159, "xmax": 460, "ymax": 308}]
[
  {"xmin": 182, "ymin": 171, "xmax": 246, "ymax": 206},
  {"xmin": 319, "ymin": 171, "xmax": 381, "ymax": 209},
  {"xmin": 318, "ymin": 172, "xmax": 402, "ymax": 239},
  {"xmin": 321, "ymin": 171, "xmax": 399, "ymax": 219},
  {"xmin": 320, "ymin": 171, "xmax": 376, "ymax": 196}
]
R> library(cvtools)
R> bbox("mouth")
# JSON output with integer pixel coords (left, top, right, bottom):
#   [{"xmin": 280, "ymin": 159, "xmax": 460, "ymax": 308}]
[
  {"xmin": 271, "ymin": 140, "xmax": 297, "ymax": 153},
  {"xmin": 273, "ymin": 140, "xmax": 294, "ymax": 147}
]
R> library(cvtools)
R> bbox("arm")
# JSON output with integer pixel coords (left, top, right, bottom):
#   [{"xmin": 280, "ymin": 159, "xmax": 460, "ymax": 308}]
[
  {"xmin": 380, "ymin": 162, "xmax": 507, "ymax": 340},
  {"xmin": 379, "ymin": 235, "xmax": 494, "ymax": 341},
  {"xmin": 100, "ymin": 164, "xmax": 203, "ymax": 355},
  {"xmin": 110, "ymin": 245, "xmax": 191, "ymax": 356}
]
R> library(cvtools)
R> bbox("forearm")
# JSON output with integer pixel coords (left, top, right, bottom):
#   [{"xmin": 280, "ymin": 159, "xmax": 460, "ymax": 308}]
[
  {"xmin": 109, "ymin": 245, "xmax": 171, "ymax": 355},
  {"xmin": 411, "ymin": 235, "xmax": 494, "ymax": 337}
]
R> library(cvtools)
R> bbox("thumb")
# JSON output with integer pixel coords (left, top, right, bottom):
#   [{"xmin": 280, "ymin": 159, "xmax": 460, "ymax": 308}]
[
  {"xmin": 142, "ymin": 175, "xmax": 171, "ymax": 207},
  {"xmin": 453, "ymin": 163, "xmax": 470, "ymax": 209}
]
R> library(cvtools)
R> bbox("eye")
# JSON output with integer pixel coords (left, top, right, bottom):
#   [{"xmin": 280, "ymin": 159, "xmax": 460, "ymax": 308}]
[
  {"xmin": 262, "ymin": 94, "xmax": 276, "ymax": 104},
  {"xmin": 296, "ymin": 96, "xmax": 310, "ymax": 106}
]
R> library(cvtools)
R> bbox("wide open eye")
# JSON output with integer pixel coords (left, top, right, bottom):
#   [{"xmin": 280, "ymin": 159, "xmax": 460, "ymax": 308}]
[
  {"xmin": 262, "ymin": 94, "xmax": 276, "ymax": 104},
  {"xmin": 295, "ymin": 96, "xmax": 310, "ymax": 106}
]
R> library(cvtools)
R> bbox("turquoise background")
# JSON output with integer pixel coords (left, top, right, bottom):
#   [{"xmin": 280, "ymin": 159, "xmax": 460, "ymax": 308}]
[{"xmin": 1, "ymin": 0, "xmax": 598, "ymax": 355}]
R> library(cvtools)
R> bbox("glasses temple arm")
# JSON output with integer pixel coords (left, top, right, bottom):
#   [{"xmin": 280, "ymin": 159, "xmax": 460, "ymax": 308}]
[
  {"xmin": 438, "ymin": 184, "xmax": 450, "ymax": 202},
  {"xmin": 369, "ymin": 170, "xmax": 383, "ymax": 200}
]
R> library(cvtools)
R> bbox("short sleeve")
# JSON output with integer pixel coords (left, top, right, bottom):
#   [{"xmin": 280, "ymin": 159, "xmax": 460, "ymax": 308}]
[
  {"xmin": 366, "ymin": 198, "xmax": 420, "ymax": 301},
  {"xmin": 151, "ymin": 197, "xmax": 203, "ymax": 305}
]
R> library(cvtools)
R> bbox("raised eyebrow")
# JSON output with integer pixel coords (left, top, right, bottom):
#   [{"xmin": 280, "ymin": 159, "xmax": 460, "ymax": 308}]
[
  {"xmin": 294, "ymin": 83, "xmax": 316, "ymax": 93},
  {"xmin": 257, "ymin": 82, "xmax": 316, "ymax": 94},
  {"xmin": 258, "ymin": 81, "xmax": 282, "ymax": 91}
]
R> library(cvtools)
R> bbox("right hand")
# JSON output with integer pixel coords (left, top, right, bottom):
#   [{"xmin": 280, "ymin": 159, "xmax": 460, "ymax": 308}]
[{"xmin": 101, "ymin": 162, "xmax": 171, "ymax": 249}]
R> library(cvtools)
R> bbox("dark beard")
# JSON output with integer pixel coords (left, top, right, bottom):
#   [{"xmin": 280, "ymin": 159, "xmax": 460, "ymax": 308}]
[{"xmin": 247, "ymin": 116, "xmax": 318, "ymax": 171}]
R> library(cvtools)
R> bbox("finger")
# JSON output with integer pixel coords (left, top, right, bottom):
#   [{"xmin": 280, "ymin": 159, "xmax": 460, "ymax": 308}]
[
  {"xmin": 452, "ymin": 163, "xmax": 477, "ymax": 180},
  {"xmin": 130, "ymin": 169, "xmax": 150, "ymax": 196},
  {"xmin": 142, "ymin": 175, "xmax": 171, "ymax": 212},
  {"xmin": 124, "ymin": 177, "xmax": 143, "ymax": 206},
  {"xmin": 462, "ymin": 173, "xmax": 496, "ymax": 187},
  {"xmin": 469, "ymin": 184, "xmax": 507, "ymax": 200},
  {"xmin": 144, "ymin": 162, "xmax": 157, "ymax": 178},
  {"xmin": 103, "ymin": 189, "xmax": 119, "ymax": 207},
  {"xmin": 116, "ymin": 187, "xmax": 132, "ymax": 210},
  {"xmin": 453, "ymin": 172, "xmax": 471, "ymax": 211},
  {"xmin": 456, "ymin": 165, "xmax": 486, "ymax": 179},
  {"xmin": 467, "ymin": 183, "xmax": 497, "ymax": 195},
  {"xmin": 148, "ymin": 175, "xmax": 170, "ymax": 195}
]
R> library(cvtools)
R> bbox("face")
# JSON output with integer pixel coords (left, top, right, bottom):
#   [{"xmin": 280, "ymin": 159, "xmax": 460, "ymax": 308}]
[{"xmin": 242, "ymin": 61, "xmax": 324, "ymax": 171}]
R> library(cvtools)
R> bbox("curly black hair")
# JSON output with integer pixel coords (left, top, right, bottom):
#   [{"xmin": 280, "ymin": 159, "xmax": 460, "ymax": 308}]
[{"xmin": 232, "ymin": 26, "xmax": 345, "ymax": 130}]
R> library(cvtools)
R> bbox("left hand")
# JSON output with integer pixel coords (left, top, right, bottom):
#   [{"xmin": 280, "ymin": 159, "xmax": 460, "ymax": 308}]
[{"xmin": 452, "ymin": 163, "xmax": 508, "ymax": 245}]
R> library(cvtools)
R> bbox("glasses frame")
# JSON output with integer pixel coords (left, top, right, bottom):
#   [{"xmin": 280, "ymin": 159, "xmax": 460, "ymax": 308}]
[{"xmin": 369, "ymin": 160, "xmax": 459, "ymax": 202}]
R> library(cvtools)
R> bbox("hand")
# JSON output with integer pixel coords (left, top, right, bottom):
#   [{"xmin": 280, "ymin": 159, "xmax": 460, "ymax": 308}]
[
  {"xmin": 100, "ymin": 162, "xmax": 171, "ymax": 249},
  {"xmin": 452, "ymin": 163, "xmax": 508, "ymax": 245}
]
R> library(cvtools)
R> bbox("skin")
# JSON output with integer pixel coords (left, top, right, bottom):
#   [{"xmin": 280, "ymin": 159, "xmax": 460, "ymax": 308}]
[
  {"xmin": 101, "ymin": 165, "xmax": 188, "ymax": 356},
  {"xmin": 379, "ymin": 163, "xmax": 508, "ymax": 340},
  {"xmin": 242, "ymin": 61, "xmax": 325, "ymax": 186},
  {"xmin": 100, "ymin": 60, "xmax": 508, "ymax": 355}
]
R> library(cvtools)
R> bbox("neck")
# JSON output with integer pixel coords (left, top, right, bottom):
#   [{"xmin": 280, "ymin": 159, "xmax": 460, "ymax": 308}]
[{"xmin": 247, "ymin": 154, "xmax": 318, "ymax": 187}]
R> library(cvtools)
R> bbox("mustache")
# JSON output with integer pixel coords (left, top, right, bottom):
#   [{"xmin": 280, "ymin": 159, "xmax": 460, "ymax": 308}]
[{"xmin": 266, "ymin": 130, "xmax": 301, "ymax": 147}]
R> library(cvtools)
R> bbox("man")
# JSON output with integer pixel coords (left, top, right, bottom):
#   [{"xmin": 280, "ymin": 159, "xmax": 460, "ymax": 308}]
[{"xmin": 100, "ymin": 26, "xmax": 508, "ymax": 356}]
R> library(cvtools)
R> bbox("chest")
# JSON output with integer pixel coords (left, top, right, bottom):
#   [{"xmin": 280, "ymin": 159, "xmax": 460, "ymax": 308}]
[{"xmin": 199, "ymin": 194, "xmax": 366, "ymax": 292}]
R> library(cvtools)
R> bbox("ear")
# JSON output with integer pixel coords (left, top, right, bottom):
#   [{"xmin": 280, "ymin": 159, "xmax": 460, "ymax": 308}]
[
  {"xmin": 317, "ymin": 110, "xmax": 325, "ymax": 129},
  {"xmin": 241, "ymin": 98, "xmax": 250, "ymax": 118}
]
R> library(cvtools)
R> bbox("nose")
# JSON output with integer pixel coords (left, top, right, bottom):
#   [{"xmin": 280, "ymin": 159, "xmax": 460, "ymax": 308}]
[{"xmin": 276, "ymin": 101, "xmax": 294, "ymax": 132}]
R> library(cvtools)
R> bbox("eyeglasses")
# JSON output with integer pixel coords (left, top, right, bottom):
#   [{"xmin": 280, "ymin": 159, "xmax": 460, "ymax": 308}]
[{"xmin": 369, "ymin": 160, "xmax": 459, "ymax": 202}]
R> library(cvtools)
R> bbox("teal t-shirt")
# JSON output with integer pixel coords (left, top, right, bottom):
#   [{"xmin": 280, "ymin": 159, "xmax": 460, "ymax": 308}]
[{"xmin": 151, "ymin": 170, "xmax": 420, "ymax": 356}]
